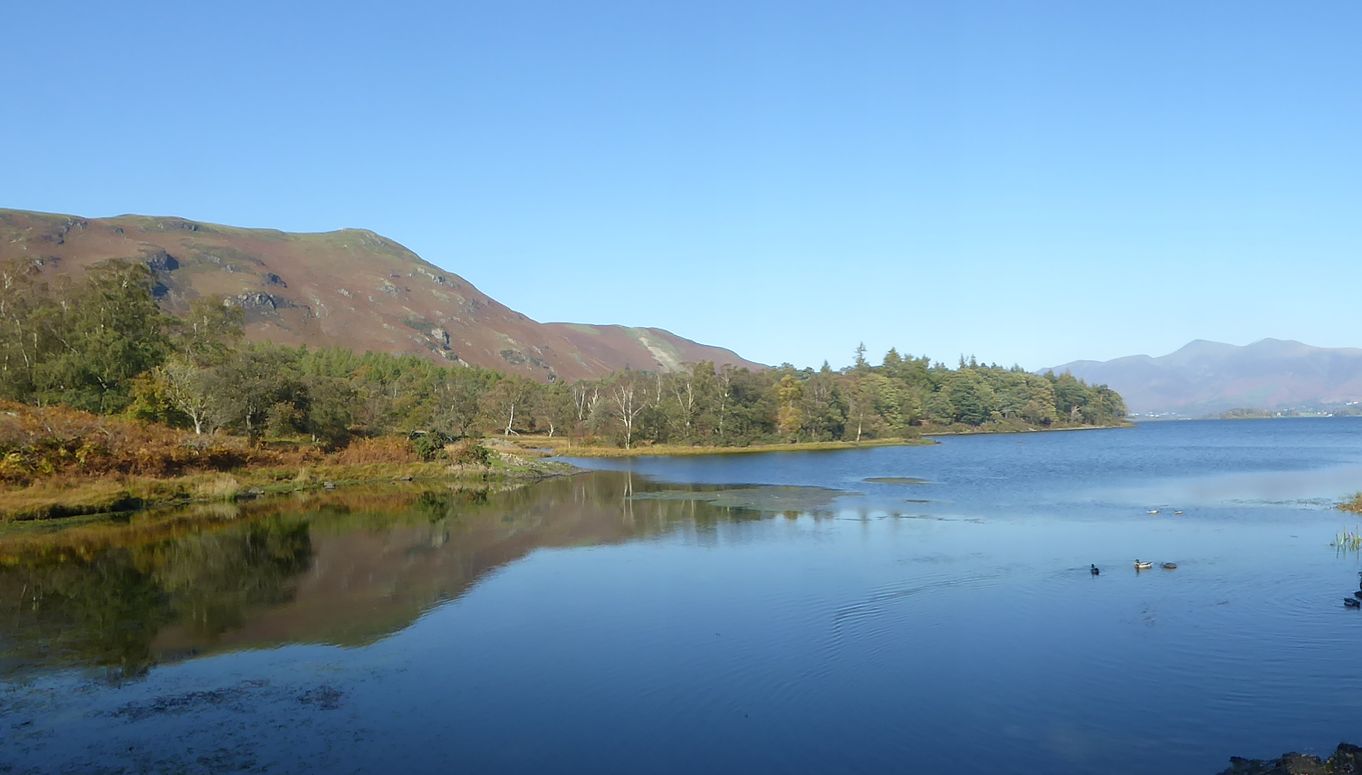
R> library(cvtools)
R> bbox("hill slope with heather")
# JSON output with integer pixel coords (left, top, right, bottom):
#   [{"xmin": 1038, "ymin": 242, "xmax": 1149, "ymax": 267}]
[
  {"xmin": 1046, "ymin": 338, "xmax": 1362, "ymax": 415},
  {"xmin": 0, "ymin": 208, "xmax": 759, "ymax": 381}
]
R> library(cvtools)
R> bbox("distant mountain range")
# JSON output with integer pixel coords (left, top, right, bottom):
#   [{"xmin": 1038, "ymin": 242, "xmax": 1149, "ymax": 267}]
[
  {"xmin": 0, "ymin": 208, "xmax": 760, "ymax": 380},
  {"xmin": 1046, "ymin": 339, "xmax": 1362, "ymax": 416}
]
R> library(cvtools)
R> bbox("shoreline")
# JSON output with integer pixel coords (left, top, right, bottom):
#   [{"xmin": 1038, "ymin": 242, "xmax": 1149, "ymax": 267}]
[
  {"xmin": 529, "ymin": 437, "xmax": 933, "ymax": 459},
  {"xmin": 1, "ymin": 421, "xmax": 1130, "ymax": 523},
  {"xmin": 922, "ymin": 421, "xmax": 1133, "ymax": 438},
  {"xmin": 0, "ymin": 456, "xmax": 575, "ymax": 524},
  {"xmin": 516, "ymin": 420, "xmax": 1131, "ymax": 459}
]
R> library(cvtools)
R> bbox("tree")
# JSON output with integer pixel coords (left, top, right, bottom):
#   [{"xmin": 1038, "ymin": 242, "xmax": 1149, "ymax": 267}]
[
  {"xmin": 535, "ymin": 380, "xmax": 576, "ymax": 438},
  {"xmin": 158, "ymin": 356, "xmax": 217, "ymax": 434},
  {"xmin": 479, "ymin": 376, "xmax": 536, "ymax": 436},
  {"xmin": 173, "ymin": 297, "xmax": 243, "ymax": 367},
  {"xmin": 427, "ymin": 368, "xmax": 490, "ymax": 437},
  {"xmin": 604, "ymin": 371, "xmax": 647, "ymax": 449},
  {"xmin": 923, "ymin": 389, "xmax": 956, "ymax": 426},
  {"xmin": 800, "ymin": 363, "xmax": 845, "ymax": 440},
  {"xmin": 945, "ymin": 371, "xmax": 996, "ymax": 426},
  {"xmin": 0, "ymin": 259, "xmax": 46, "ymax": 402},
  {"xmin": 1051, "ymin": 372, "xmax": 1089, "ymax": 422},
  {"xmin": 775, "ymin": 373, "xmax": 804, "ymax": 441},
  {"xmin": 33, "ymin": 261, "xmax": 169, "ymax": 413},
  {"xmin": 301, "ymin": 372, "xmax": 357, "ymax": 445},
  {"xmin": 846, "ymin": 372, "xmax": 903, "ymax": 441},
  {"xmin": 208, "ymin": 346, "xmax": 304, "ymax": 442}
]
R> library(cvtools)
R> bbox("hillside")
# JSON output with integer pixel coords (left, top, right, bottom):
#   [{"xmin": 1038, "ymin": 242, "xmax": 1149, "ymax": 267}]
[
  {"xmin": 0, "ymin": 208, "xmax": 760, "ymax": 381},
  {"xmin": 1046, "ymin": 338, "xmax": 1362, "ymax": 416}
]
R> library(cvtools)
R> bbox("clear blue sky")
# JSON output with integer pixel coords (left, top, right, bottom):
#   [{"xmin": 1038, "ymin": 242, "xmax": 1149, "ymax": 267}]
[{"xmin": 4, "ymin": 1, "xmax": 1360, "ymax": 370}]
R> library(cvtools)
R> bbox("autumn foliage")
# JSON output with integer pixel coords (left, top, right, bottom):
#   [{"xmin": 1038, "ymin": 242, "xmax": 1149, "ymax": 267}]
[{"xmin": 0, "ymin": 401, "xmax": 271, "ymax": 484}]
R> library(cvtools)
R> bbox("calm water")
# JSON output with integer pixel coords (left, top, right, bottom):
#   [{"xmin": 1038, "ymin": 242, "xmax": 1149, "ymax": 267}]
[{"xmin": 4, "ymin": 419, "xmax": 1362, "ymax": 773}]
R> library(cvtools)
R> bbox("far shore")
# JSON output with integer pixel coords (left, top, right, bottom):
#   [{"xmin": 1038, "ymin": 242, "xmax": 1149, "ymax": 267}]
[
  {"xmin": 922, "ymin": 421, "xmax": 1134, "ymax": 438},
  {"xmin": 512, "ymin": 421, "xmax": 1131, "ymax": 459},
  {"xmin": 513, "ymin": 436, "xmax": 933, "ymax": 459}
]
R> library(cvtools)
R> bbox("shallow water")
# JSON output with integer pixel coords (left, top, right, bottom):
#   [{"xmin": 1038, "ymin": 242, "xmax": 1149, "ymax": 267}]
[{"xmin": 3, "ymin": 419, "xmax": 1362, "ymax": 773}]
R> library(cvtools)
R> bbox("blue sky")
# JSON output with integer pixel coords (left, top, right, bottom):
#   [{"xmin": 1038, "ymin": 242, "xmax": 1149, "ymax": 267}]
[{"xmin": 4, "ymin": 1, "xmax": 1359, "ymax": 369}]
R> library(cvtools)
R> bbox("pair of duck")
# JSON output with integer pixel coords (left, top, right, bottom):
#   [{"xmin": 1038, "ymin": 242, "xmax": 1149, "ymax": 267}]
[
  {"xmin": 1088, "ymin": 561, "xmax": 1176, "ymax": 575},
  {"xmin": 1134, "ymin": 560, "xmax": 1177, "ymax": 570},
  {"xmin": 1145, "ymin": 509, "xmax": 1184, "ymax": 516}
]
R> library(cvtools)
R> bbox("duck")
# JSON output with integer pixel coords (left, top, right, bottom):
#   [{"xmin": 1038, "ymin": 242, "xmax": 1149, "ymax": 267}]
[
  {"xmin": 1146, "ymin": 509, "xmax": 1160, "ymax": 516},
  {"xmin": 1134, "ymin": 560, "xmax": 1153, "ymax": 570},
  {"xmin": 1161, "ymin": 562, "xmax": 1178, "ymax": 570},
  {"xmin": 1090, "ymin": 564, "xmax": 1100, "ymax": 576},
  {"xmin": 1346, "ymin": 598, "xmax": 1360, "ymax": 609},
  {"xmin": 1172, "ymin": 510, "xmax": 1184, "ymax": 516}
]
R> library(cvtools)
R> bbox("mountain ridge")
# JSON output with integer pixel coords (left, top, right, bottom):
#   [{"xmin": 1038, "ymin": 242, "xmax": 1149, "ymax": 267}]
[
  {"xmin": 1045, "ymin": 338, "xmax": 1362, "ymax": 415},
  {"xmin": 0, "ymin": 208, "xmax": 761, "ymax": 381}
]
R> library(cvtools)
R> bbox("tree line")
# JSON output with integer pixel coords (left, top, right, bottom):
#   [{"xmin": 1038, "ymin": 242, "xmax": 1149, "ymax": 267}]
[{"xmin": 0, "ymin": 260, "xmax": 1126, "ymax": 449}]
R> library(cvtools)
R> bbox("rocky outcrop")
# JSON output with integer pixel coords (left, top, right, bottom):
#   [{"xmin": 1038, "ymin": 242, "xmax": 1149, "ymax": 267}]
[
  {"xmin": 1219, "ymin": 743, "xmax": 1362, "ymax": 774},
  {"xmin": 143, "ymin": 249, "xmax": 180, "ymax": 273}
]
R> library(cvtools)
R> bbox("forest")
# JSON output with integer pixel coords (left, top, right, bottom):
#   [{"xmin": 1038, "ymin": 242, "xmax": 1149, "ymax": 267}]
[{"xmin": 0, "ymin": 260, "xmax": 1127, "ymax": 452}]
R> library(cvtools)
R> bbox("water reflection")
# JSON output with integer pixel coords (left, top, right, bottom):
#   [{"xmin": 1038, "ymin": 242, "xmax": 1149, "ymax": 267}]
[
  {"xmin": 6, "ymin": 421, "xmax": 1362, "ymax": 774},
  {"xmin": 1, "ymin": 515, "xmax": 312, "ymax": 679},
  {"xmin": 0, "ymin": 473, "xmax": 809, "ymax": 679}
]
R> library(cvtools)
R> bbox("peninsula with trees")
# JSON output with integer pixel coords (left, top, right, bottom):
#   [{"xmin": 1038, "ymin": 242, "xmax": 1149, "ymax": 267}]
[{"xmin": 0, "ymin": 210, "xmax": 1127, "ymax": 520}]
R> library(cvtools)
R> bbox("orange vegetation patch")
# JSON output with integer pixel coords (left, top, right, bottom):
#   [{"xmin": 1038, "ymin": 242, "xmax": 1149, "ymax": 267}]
[
  {"xmin": 0, "ymin": 401, "xmax": 288, "ymax": 485},
  {"xmin": 328, "ymin": 436, "xmax": 419, "ymax": 466}
]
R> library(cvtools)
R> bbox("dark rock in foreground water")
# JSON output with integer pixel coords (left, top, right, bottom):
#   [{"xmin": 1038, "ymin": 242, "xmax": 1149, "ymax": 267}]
[{"xmin": 1220, "ymin": 743, "xmax": 1362, "ymax": 774}]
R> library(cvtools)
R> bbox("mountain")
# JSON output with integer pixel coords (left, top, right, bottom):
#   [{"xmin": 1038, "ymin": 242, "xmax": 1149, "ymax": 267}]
[
  {"xmin": 1046, "ymin": 339, "xmax": 1362, "ymax": 416},
  {"xmin": 0, "ymin": 208, "xmax": 760, "ymax": 380}
]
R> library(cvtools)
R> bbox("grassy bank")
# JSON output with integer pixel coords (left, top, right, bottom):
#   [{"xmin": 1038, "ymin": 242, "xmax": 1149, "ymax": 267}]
[
  {"xmin": 1340, "ymin": 494, "xmax": 1362, "ymax": 514},
  {"xmin": 0, "ymin": 454, "xmax": 573, "ymax": 522},
  {"xmin": 507, "ymin": 435, "xmax": 933, "ymax": 459},
  {"xmin": 0, "ymin": 402, "xmax": 574, "ymax": 521}
]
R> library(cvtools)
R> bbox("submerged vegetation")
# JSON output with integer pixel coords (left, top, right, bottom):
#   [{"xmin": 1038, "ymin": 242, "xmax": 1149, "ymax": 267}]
[{"xmin": 0, "ymin": 258, "xmax": 1126, "ymax": 518}]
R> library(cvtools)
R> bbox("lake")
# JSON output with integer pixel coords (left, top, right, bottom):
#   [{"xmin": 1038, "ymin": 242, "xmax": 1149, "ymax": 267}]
[{"xmin": 4, "ymin": 418, "xmax": 1362, "ymax": 773}]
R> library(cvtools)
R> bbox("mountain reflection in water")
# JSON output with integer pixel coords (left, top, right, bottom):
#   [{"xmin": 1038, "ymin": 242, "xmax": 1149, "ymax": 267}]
[{"xmin": 0, "ymin": 473, "xmax": 814, "ymax": 679}]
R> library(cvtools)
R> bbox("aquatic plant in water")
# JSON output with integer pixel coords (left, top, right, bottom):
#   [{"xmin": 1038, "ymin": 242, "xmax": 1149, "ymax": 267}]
[{"xmin": 1333, "ymin": 528, "xmax": 1362, "ymax": 551}]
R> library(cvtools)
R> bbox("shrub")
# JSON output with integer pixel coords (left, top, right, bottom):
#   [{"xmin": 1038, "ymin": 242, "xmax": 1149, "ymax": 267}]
[
  {"xmin": 450, "ymin": 439, "xmax": 493, "ymax": 467},
  {"xmin": 410, "ymin": 432, "xmax": 452, "ymax": 462}
]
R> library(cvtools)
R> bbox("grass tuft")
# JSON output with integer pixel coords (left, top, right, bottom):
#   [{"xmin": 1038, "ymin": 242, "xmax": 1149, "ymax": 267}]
[{"xmin": 193, "ymin": 474, "xmax": 241, "ymax": 501}]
